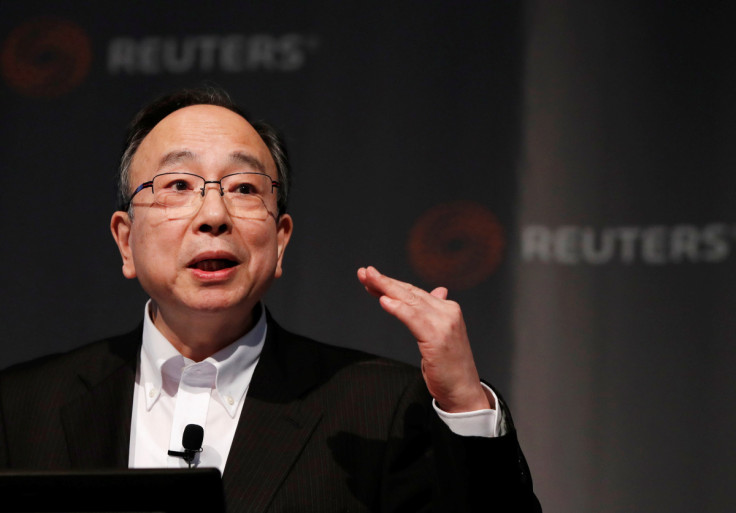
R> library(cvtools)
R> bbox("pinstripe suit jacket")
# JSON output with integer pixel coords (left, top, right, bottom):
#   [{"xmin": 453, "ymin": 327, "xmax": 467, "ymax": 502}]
[{"xmin": 0, "ymin": 317, "xmax": 540, "ymax": 512}]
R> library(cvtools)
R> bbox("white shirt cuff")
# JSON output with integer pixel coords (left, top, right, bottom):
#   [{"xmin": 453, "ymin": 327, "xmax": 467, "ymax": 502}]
[{"xmin": 432, "ymin": 383, "xmax": 505, "ymax": 438}]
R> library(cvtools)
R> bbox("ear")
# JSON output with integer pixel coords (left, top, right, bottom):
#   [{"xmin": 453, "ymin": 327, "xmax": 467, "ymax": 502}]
[
  {"xmin": 110, "ymin": 211, "xmax": 137, "ymax": 279},
  {"xmin": 273, "ymin": 213, "xmax": 293, "ymax": 279}
]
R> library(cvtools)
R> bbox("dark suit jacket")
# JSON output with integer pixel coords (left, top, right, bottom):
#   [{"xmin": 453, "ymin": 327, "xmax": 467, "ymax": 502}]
[{"xmin": 0, "ymin": 317, "xmax": 540, "ymax": 512}]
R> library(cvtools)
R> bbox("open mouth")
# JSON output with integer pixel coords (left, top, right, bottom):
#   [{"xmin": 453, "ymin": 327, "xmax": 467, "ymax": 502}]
[{"xmin": 190, "ymin": 259, "xmax": 237, "ymax": 272}]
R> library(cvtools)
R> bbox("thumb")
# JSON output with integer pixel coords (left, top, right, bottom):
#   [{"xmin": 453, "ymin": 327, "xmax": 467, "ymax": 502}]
[{"xmin": 430, "ymin": 287, "xmax": 448, "ymax": 300}]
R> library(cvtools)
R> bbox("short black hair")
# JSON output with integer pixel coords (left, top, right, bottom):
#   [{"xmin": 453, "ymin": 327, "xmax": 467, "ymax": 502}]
[{"xmin": 117, "ymin": 87, "xmax": 290, "ymax": 215}]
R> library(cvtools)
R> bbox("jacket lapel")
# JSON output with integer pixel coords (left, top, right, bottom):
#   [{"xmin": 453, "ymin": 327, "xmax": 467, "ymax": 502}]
[
  {"xmin": 60, "ymin": 328, "xmax": 140, "ymax": 469},
  {"xmin": 223, "ymin": 318, "xmax": 324, "ymax": 513}
]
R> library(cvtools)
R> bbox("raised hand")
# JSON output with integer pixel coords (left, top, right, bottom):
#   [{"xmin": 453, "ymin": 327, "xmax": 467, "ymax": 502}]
[{"xmin": 357, "ymin": 266, "xmax": 493, "ymax": 413}]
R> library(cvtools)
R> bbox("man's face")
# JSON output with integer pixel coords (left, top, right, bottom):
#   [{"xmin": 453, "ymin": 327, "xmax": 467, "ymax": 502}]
[{"xmin": 111, "ymin": 104, "xmax": 292, "ymax": 324}]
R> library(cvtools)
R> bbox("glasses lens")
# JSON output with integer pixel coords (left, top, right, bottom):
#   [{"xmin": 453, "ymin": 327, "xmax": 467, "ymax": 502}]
[
  {"xmin": 221, "ymin": 173, "xmax": 276, "ymax": 220},
  {"xmin": 152, "ymin": 173, "xmax": 203, "ymax": 218}
]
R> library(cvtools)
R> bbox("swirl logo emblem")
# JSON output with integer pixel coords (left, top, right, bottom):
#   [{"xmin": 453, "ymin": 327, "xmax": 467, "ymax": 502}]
[
  {"xmin": 1, "ymin": 18, "xmax": 92, "ymax": 98},
  {"xmin": 408, "ymin": 201, "xmax": 506, "ymax": 290}
]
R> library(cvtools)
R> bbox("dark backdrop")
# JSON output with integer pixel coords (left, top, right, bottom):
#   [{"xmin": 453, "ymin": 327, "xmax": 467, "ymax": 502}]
[{"xmin": 1, "ymin": 2, "xmax": 734, "ymax": 512}]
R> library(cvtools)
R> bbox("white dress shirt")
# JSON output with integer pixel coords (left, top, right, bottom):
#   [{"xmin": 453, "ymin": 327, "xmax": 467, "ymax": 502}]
[
  {"xmin": 129, "ymin": 301, "xmax": 502, "ymax": 474},
  {"xmin": 129, "ymin": 301, "xmax": 266, "ymax": 471}
]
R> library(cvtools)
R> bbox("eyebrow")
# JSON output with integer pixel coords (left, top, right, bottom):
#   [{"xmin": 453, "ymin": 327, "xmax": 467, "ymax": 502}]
[
  {"xmin": 157, "ymin": 150, "xmax": 267, "ymax": 173},
  {"xmin": 229, "ymin": 151, "xmax": 266, "ymax": 173},
  {"xmin": 158, "ymin": 150, "xmax": 196, "ymax": 170}
]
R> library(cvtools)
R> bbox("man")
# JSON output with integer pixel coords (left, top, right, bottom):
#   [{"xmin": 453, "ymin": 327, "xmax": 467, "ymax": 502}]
[{"xmin": 0, "ymin": 88, "xmax": 540, "ymax": 512}]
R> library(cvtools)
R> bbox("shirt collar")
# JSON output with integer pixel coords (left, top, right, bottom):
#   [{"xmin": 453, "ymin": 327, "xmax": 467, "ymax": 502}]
[{"xmin": 139, "ymin": 300, "xmax": 267, "ymax": 417}]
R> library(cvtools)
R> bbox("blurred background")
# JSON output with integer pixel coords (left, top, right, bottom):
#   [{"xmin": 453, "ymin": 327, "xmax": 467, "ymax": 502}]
[{"xmin": 1, "ymin": 1, "xmax": 735, "ymax": 511}]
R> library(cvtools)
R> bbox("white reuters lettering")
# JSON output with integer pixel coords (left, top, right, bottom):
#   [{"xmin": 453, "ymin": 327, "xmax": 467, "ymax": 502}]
[
  {"xmin": 107, "ymin": 34, "xmax": 319, "ymax": 74},
  {"xmin": 522, "ymin": 224, "xmax": 731, "ymax": 265}
]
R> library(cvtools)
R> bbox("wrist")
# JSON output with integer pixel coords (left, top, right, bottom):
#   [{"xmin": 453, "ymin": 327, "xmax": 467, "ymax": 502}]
[{"xmin": 437, "ymin": 383, "xmax": 492, "ymax": 413}]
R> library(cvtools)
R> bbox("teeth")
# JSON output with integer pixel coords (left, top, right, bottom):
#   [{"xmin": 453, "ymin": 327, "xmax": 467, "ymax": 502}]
[{"xmin": 195, "ymin": 259, "xmax": 234, "ymax": 272}]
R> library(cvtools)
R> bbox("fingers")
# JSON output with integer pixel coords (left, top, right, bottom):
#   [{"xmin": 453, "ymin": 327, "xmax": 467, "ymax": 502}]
[
  {"xmin": 356, "ymin": 267, "xmax": 381, "ymax": 298},
  {"xmin": 430, "ymin": 287, "xmax": 448, "ymax": 300},
  {"xmin": 360, "ymin": 267, "xmax": 424, "ymax": 322},
  {"xmin": 357, "ymin": 266, "xmax": 451, "ymax": 343},
  {"xmin": 358, "ymin": 266, "xmax": 431, "ymax": 304}
]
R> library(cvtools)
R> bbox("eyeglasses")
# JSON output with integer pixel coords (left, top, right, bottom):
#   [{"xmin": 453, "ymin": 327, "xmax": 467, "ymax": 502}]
[{"xmin": 123, "ymin": 172, "xmax": 281, "ymax": 221}]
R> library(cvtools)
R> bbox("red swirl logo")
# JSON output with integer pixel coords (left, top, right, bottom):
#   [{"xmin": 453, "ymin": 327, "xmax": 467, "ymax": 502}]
[
  {"xmin": 407, "ymin": 201, "xmax": 506, "ymax": 290},
  {"xmin": 1, "ymin": 18, "xmax": 92, "ymax": 98}
]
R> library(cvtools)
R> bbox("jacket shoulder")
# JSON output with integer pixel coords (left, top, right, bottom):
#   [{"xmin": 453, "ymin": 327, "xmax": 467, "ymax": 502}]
[{"xmin": 0, "ymin": 328, "xmax": 141, "ymax": 389}]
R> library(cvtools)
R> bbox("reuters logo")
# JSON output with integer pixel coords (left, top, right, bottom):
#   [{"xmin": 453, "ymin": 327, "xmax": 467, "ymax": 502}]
[
  {"xmin": 407, "ymin": 201, "xmax": 506, "ymax": 290},
  {"xmin": 1, "ymin": 18, "xmax": 92, "ymax": 98}
]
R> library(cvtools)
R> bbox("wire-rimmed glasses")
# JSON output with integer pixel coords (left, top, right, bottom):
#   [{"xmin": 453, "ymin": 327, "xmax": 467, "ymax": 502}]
[{"xmin": 123, "ymin": 172, "xmax": 281, "ymax": 221}]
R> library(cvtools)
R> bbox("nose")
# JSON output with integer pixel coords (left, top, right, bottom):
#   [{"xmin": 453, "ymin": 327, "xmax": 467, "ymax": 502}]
[{"xmin": 194, "ymin": 182, "xmax": 231, "ymax": 235}]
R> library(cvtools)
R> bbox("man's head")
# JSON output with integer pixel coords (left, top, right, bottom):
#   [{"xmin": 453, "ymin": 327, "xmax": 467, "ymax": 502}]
[
  {"xmin": 110, "ymin": 88, "xmax": 293, "ymax": 353},
  {"xmin": 117, "ymin": 87, "xmax": 290, "ymax": 217}
]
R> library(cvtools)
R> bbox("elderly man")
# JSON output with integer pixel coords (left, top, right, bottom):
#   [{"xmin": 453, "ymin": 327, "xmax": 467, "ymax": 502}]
[{"xmin": 0, "ymin": 88, "xmax": 540, "ymax": 512}]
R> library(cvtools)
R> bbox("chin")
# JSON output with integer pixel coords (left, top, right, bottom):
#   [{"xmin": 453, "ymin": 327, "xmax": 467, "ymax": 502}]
[{"xmin": 183, "ymin": 292, "xmax": 254, "ymax": 315}]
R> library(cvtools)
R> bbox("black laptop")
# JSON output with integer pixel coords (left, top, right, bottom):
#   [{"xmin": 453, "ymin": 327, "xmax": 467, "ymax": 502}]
[{"xmin": 0, "ymin": 468, "xmax": 225, "ymax": 512}]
